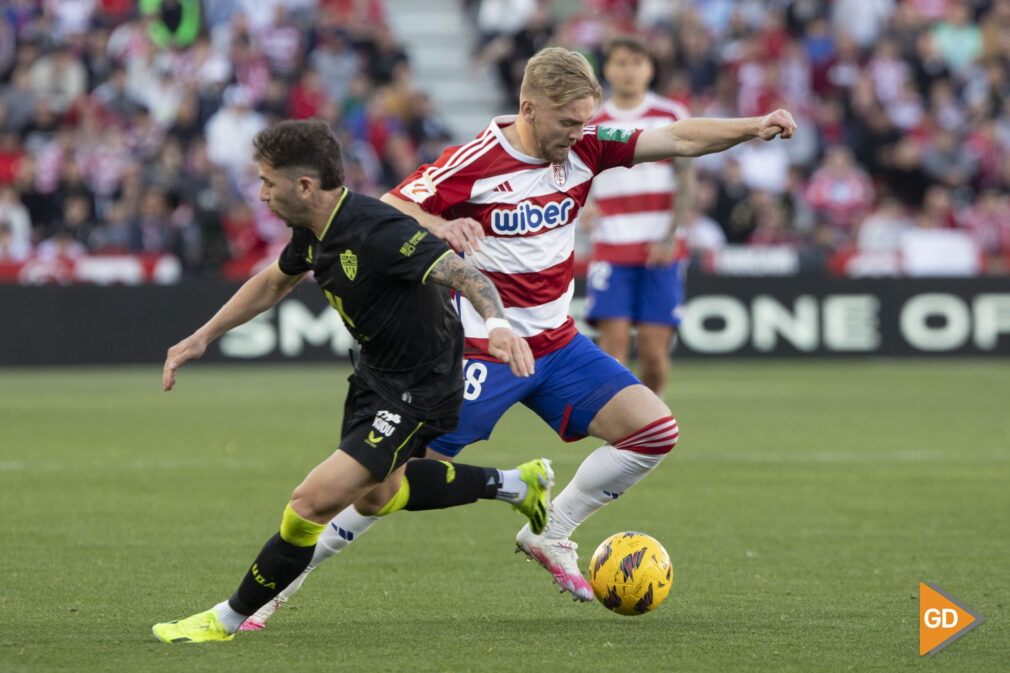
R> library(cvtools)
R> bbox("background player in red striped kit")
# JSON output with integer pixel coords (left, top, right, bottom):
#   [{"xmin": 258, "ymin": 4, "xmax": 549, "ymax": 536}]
[
  {"xmin": 245, "ymin": 48, "xmax": 796, "ymax": 626},
  {"xmin": 584, "ymin": 36, "xmax": 696, "ymax": 396}
]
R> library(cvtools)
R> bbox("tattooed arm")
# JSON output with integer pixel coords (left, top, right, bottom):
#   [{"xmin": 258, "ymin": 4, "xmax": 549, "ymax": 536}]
[{"xmin": 427, "ymin": 252, "xmax": 534, "ymax": 377}]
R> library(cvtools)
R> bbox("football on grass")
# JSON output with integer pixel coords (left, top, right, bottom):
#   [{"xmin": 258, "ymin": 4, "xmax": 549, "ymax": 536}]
[{"xmin": 587, "ymin": 531, "xmax": 672, "ymax": 616}]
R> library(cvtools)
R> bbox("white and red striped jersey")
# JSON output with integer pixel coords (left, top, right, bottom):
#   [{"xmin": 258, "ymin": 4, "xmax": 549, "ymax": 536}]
[
  {"xmin": 587, "ymin": 92, "xmax": 689, "ymax": 265},
  {"xmin": 392, "ymin": 115, "xmax": 641, "ymax": 360}
]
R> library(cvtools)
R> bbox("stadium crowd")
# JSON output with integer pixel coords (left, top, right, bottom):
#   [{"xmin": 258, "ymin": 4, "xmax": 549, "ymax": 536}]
[
  {"xmin": 1, "ymin": 0, "xmax": 1009, "ymax": 278},
  {"xmin": 0, "ymin": 0, "xmax": 452, "ymax": 279}
]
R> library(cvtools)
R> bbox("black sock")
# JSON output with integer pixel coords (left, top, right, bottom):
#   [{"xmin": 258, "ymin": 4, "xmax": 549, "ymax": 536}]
[
  {"xmin": 403, "ymin": 460, "xmax": 500, "ymax": 510},
  {"xmin": 228, "ymin": 533, "xmax": 315, "ymax": 616}
]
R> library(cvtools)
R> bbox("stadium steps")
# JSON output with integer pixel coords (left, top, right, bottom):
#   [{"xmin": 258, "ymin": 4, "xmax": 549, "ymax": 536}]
[{"xmin": 385, "ymin": 0, "xmax": 504, "ymax": 142}]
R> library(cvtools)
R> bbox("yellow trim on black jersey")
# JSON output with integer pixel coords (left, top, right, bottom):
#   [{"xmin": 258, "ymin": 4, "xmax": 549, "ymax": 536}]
[
  {"xmin": 317, "ymin": 187, "xmax": 349, "ymax": 241},
  {"xmin": 421, "ymin": 249, "xmax": 455, "ymax": 285},
  {"xmin": 384, "ymin": 421, "xmax": 425, "ymax": 479}
]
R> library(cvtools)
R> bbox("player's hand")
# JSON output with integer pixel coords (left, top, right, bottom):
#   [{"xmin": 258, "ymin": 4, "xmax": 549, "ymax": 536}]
[
  {"xmin": 645, "ymin": 239, "xmax": 678, "ymax": 267},
  {"xmin": 163, "ymin": 334, "xmax": 208, "ymax": 391},
  {"xmin": 757, "ymin": 109, "xmax": 796, "ymax": 141},
  {"xmin": 433, "ymin": 217, "xmax": 485, "ymax": 255},
  {"xmin": 487, "ymin": 328, "xmax": 535, "ymax": 378}
]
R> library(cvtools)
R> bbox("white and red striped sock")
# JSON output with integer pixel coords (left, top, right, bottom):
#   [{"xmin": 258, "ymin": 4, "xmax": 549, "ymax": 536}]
[{"xmin": 544, "ymin": 417, "xmax": 679, "ymax": 539}]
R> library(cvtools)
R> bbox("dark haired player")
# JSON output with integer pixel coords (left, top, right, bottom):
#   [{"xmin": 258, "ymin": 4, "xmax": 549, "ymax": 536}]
[
  {"xmin": 585, "ymin": 35, "xmax": 696, "ymax": 397},
  {"xmin": 152, "ymin": 120, "xmax": 552, "ymax": 643}
]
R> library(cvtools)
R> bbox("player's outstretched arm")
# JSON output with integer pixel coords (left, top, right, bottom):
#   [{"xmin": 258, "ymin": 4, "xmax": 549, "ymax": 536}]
[
  {"xmin": 426, "ymin": 252, "xmax": 535, "ymax": 377},
  {"xmin": 633, "ymin": 109, "xmax": 797, "ymax": 164},
  {"xmin": 380, "ymin": 193, "xmax": 485, "ymax": 254},
  {"xmin": 162, "ymin": 264, "xmax": 305, "ymax": 391}
]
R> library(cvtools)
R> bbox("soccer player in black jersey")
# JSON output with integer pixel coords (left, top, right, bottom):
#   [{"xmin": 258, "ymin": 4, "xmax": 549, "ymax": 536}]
[{"xmin": 152, "ymin": 120, "xmax": 551, "ymax": 643}]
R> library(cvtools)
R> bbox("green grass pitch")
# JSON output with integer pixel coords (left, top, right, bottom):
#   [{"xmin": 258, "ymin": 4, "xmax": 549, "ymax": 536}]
[{"xmin": 1, "ymin": 360, "xmax": 1007, "ymax": 672}]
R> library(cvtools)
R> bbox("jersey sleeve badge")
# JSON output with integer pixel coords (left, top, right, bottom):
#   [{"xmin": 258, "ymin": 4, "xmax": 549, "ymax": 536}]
[
  {"xmin": 399, "ymin": 171, "xmax": 437, "ymax": 203},
  {"xmin": 596, "ymin": 126, "xmax": 634, "ymax": 143}
]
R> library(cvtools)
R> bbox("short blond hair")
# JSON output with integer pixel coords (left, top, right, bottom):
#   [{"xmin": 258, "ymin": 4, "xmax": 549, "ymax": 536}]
[{"xmin": 519, "ymin": 47, "xmax": 603, "ymax": 109}]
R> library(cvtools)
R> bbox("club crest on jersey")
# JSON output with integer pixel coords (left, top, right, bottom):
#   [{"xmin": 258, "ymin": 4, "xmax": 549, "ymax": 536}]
[
  {"xmin": 490, "ymin": 197, "xmax": 575, "ymax": 235},
  {"xmin": 340, "ymin": 249, "xmax": 357, "ymax": 280},
  {"xmin": 552, "ymin": 162, "xmax": 566, "ymax": 187}
]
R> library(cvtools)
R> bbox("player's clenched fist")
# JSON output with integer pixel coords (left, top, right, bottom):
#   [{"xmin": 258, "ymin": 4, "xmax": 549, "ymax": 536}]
[{"xmin": 757, "ymin": 109, "xmax": 796, "ymax": 141}]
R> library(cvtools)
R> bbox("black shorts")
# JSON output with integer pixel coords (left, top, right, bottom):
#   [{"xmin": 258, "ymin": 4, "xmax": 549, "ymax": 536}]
[{"xmin": 339, "ymin": 373, "xmax": 460, "ymax": 481}]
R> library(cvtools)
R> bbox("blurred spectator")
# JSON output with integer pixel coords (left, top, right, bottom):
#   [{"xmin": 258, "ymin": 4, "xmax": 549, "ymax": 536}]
[
  {"xmin": 0, "ymin": 219, "xmax": 31, "ymax": 262},
  {"xmin": 36, "ymin": 225, "xmax": 87, "ymax": 261},
  {"xmin": 0, "ymin": 184, "xmax": 32, "ymax": 256},
  {"xmin": 310, "ymin": 29, "xmax": 359, "ymax": 105},
  {"xmin": 931, "ymin": 4, "xmax": 982, "ymax": 75},
  {"xmin": 407, "ymin": 92, "xmax": 452, "ymax": 164},
  {"xmin": 287, "ymin": 68, "xmax": 327, "ymax": 120},
  {"xmin": 832, "ymin": 0, "xmax": 895, "ymax": 49},
  {"xmin": 129, "ymin": 188, "xmax": 174, "ymax": 254},
  {"xmin": 0, "ymin": 131, "xmax": 26, "ymax": 185},
  {"xmin": 28, "ymin": 43, "xmax": 87, "ymax": 114},
  {"xmin": 912, "ymin": 31, "xmax": 951, "ymax": 98},
  {"xmin": 205, "ymin": 85, "xmax": 266, "ymax": 180},
  {"xmin": 57, "ymin": 193, "xmax": 98, "ymax": 249},
  {"xmin": 45, "ymin": 0, "xmax": 97, "ymax": 40},
  {"xmin": 362, "ymin": 25, "xmax": 408, "ymax": 86},
  {"xmin": 857, "ymin": 196, "xmax": 914, "ymax": 252},
  {"xmin": 91, "ymin": 64, "xmax": 146, "ymax": 123},
  {"xmin": 256, "ymin": 4, "xmax": 303, "ymax": 77},
  {"xmin": 221, "ymin": 201, "xmax": 266, "ymax": 264},
  {"xmin": 749, "ymin": 197, "xmax": 804, "ymax": 246},
  {"xmin": 922, "ymin": 127, "xmax": 978, "ymax": 188},
  {"xmin": 681, "ymin": 177, "xmax": 727, "ymax": 255},
  {"xmin": 804, "ymin": 145, "xmax": 875, "ymax": 234},
  {"xmin": 707, "ymin": 159, "xmax": 758, "ymax": 243},
  {"xmin": 958, "ymin": 187, "xmax": 1010, "ymax": 272},
  {"xmin": 91, "ymin": 198, "xmax": 135, "ymax": 253},
  {"xmin": 0, "ymin": 67, "xmax": 38, "ymax": 133},
  {"xmin": 879, "ymin": 137, "xmax": 930, "ymax": 207},
  {"xmin": 980, "ymin": 0, "xmax": 1010, "ymax": 62}
]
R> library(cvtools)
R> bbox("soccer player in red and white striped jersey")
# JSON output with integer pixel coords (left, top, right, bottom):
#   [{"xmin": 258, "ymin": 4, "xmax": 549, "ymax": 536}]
[
  {"xmin": 251, "ymin": 48, "xmax": 796, "ymax": 616},
  {"xmin": 585, "ymin": 35, "xmax": 695, "ymax": 396}
]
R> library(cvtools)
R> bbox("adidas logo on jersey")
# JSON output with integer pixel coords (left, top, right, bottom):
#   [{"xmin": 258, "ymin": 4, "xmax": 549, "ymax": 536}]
[{"xmin": 490, "ymin": 198, "xmax": 576, "ymax": 235}]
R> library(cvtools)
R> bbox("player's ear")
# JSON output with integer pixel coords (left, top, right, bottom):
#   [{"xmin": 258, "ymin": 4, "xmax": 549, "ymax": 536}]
[
  {"xmin": 520, "ymin": 99, "xmax": 535, "ymax": 123},
  {"xmin": 298, "ymin": 176, "xmax": 313, "ymax": 198}
]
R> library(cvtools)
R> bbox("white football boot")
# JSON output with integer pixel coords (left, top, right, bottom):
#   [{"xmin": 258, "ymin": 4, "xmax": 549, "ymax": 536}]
[{"xmin": 515, "ymin": 523, "xmax": 594, "ymax": 602}]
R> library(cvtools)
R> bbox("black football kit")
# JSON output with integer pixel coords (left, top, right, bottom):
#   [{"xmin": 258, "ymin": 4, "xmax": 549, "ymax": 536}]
[{"xmin": 278, "ymin": 189, "xmax": 464, "ymax": 479}]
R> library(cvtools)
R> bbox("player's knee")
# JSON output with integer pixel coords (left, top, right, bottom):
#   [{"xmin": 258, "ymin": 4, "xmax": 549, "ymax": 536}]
[
  {"xmin": 289, "ymin": 488, "xmax": 338, "ymax": 523},
  {"xmin": 354, "ymin": 480, "xmax": 400, "ymax": 515},
  {"xmin": 637, "ymin": 345, "xmax": 669, "ymax": 371},
  {"xmin": 613, "ymin": 415, "xmax": 679, "ymax": 455}
]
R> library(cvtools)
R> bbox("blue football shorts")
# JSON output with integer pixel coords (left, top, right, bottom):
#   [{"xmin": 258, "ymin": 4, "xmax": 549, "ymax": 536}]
[
  {"xmin": 585, "ymin": 261, "xmax": 684, "ymax": 327},
  {"xmin": 427, "ymin": 333, "xmax": 641, "ymax": 457}
]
